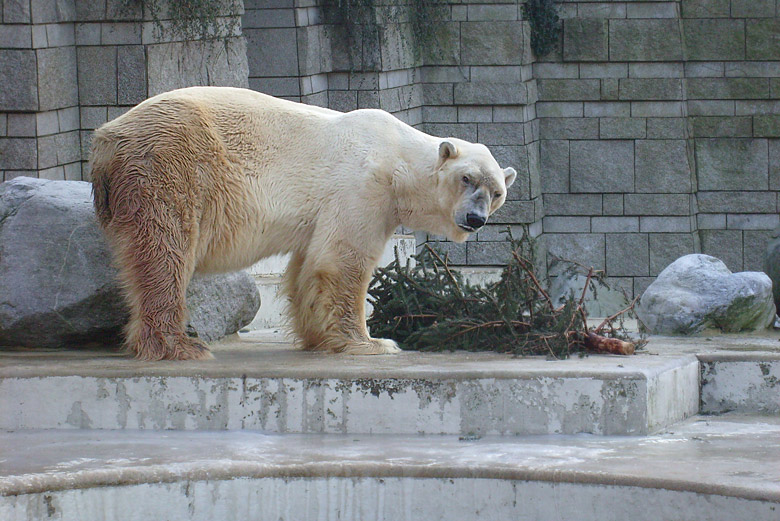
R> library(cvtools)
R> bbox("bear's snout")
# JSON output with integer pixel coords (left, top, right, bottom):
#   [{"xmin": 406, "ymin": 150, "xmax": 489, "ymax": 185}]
[{"xmin": 466, "ymin": 212, "xmax": 486, "ymax": 230}]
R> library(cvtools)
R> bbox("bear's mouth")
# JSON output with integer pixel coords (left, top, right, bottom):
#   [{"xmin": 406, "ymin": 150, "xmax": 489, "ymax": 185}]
[{"xmin": 458, "ymin": 224, "xmax": 476, "ymax": 232}]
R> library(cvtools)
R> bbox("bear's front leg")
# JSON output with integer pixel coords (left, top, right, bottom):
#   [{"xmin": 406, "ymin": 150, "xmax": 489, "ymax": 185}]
[{"xmin": 290, "ymin": 244, "xmax": 401, "ymax": 355}]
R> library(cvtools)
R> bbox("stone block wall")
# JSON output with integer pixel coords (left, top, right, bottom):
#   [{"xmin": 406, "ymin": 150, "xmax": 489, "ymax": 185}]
[
  {"xmin": 243, "ymin": 0, "xmax": 543, "ymax": 266},
  {"xmin": 0, "ymin": 0, "xmax": 248, "ymax": 182},
  {"xmin": 537, "ymin": 0, "xmax": 780, "ymax": 296}
]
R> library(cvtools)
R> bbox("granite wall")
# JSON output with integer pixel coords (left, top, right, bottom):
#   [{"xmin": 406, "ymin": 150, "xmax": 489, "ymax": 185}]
[{"xmin": 0, "ymin": 0, "xmax": 247, "ymax": 181}]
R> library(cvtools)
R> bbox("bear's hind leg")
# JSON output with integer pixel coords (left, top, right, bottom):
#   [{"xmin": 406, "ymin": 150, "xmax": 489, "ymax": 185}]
[{"xmin": 109, "ymin": 196, "xmax": 211, "ymax": 361}]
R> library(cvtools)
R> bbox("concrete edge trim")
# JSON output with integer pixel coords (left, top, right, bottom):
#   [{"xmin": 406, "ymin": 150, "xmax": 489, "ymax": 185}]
[{"xmin": 3, "ymin": 462, "xmax": 778, "ymax": 504}]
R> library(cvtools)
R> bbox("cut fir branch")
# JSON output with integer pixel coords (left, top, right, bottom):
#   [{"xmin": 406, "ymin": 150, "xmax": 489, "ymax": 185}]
[{"xmin": 368, "ymin": 230, "xmax": 642, "ymax": 358}]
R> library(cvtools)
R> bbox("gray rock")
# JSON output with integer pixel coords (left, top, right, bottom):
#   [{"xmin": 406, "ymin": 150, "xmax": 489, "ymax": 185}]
[
  {"xmin": 0, "ymin": 177, "xmax": 260, "ymax": 350},
  {"xmin": 764, "ymin": 226, "xmax": 780, "ymax": 314},
  {"xmin": 637, "ymin": 254, "xmax": 774, "ymax": 335}
]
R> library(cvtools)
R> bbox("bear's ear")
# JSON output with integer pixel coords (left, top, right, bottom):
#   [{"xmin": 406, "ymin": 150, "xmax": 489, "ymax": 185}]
[
  {"xmin": 503, "ymin": 167, "xmax": 517, "ymax": 188},
  {"xmin": 438, "ymin": 140, "xmax": 459, "ymax": 162}
]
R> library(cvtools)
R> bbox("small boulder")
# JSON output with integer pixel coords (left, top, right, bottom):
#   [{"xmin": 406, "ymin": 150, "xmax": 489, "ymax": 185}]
[
  {"xmin": 0, "ymin": 177, "xmax": 260, "ymax": 350},
  {"xmin": 636, "ymin": 254, "xmax": 775, "ymax": 335}
]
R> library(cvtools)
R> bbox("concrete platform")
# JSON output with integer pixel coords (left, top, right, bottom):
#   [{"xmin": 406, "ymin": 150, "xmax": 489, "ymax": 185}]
[
  {"xmin": 2, "ymin": 414, "xmax": 779, "ymax": 521},
  {"xmin": 0, "ymin": 330, "xmax": 700, "ymax": 436}
]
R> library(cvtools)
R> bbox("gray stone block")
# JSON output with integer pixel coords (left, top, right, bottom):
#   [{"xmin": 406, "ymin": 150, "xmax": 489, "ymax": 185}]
[
  {"xmin": 539, "ymin": 118, "xmax": 599, "ymax": 140},
  {"xmin": 583, "ymin": 102, "xmax": 630, "ymax": 118},
  {"xmin": 599, "ymin": 118, "xmax": 646, "ymax": 139},
  {"xmin": 771, "ymin": 140, "xmax": 780, "ymax": 190},
  {"xmin": 423, "ymin": 106, "xmax": 456, "ymax": 124},
  {"xmin": 683, "ymin": 19, "xmax": 745, "ymax": 61},
  {"xmin": 545, "ymin": 233, "xmax": 606, "ymax": 272},
  {"xmin": 698, "ymin": 213, "xmax": 727, "ymax": 229},
  {"xmin": 563, "ymin": 18, "xmax": 607, "ymax": 62},
  {"xmin": 687, "ymin": 78, "xmax": 769, "ymax": 100},
  {"xmin": 685, "ymin": 62, "xmax": 725, "ymax": 78},
  {"xmin": 467, "ymin": 241, "xmax": 514, "ymax": 266},
  {"xmin": 700, "ymin": 229, "xmax": 743, "ymax": 272},
  {"xmin": 543, "ymin": 216, "xmax": 590, "ymax": 233},
  {"xmin": 731, "ymin": 0, "xmax": 775, "ymax": 17},
  {"xmin": 80, "ymin": 106, "xmax": 107, "ymax": 130},
  {"xmin": 147, "ymin": 38, "xmax": 248, "ymax": 97},
  {"xmin": 625, "ymin": 194, "xmax": 691, "ymax": 216},
  {"xmin": 30, "ymin": 0, "xmax": 74, "ymax": 23},
  {"xmin": 425, "ymin": 241, "xmax": 467, "ymax": 265},
  {"xmin": 245, "ymin": 28, "xmax": 298, "ymax": 77},
  {"xmin": 419, "ymin": 66, "xmax": 467, "ymax": 84},
  {"xmin": 0, "ymin": 138, "xmax": 37, "ymax": 170},
  {"xmin": 58, "ymin": 107, "xmax": 79, "ymax": 133},
  {"xmin": 630, "ymin": 101, "xmax": 684, "ymax": 117},
  {"xmin": 249, "ymin": 77, "xmax": 300, "ymax": 97},
  {"xmin": 33, "ymin": 111, "xmax": 58, "ymax": 137},
  {"xmin": 745, "ymin": 229, "xmax": 773, "ymax": 271},
  {"xmin": 38, "ymin": 46, "xmax": 78, "ymax": 110},
  {"xmin": 640, "ymin": 216, "xmax": 693, "ymax": 233},
  {"xmin": 600, "ymin": 78, "xmax": 619, "ymax": 100},
  {"xmin": 489, "ymin": 145, "xmax": 530, "ymax": 199},
  {"xmin": 635, "ymin": 139, "xmax": 692, "ymax": 193},
  {"xmin": 471, "ymin": 65, "xmax": 526, "ymax": 84},
  {"xmin": 477, "ymin": 123, "xmax": 524, "ymax": 146},
  {"xmin": 727, "ymin": 214, "xmax": 779, "ymax": 231},
  {"xmin": 746, "ymin": 19, "xmax": 780, "ymax": 61},
  {"xmin": 647, "ymin": 118, "xmax": 687, "ymax": 139},
  {"xmin": 422, "ymin": 83, "xmax": 453, "ymax": 105},
  {"xmin": 543, "ymin": 193, "xmax": 601, "ymax": 216},
  {"xmin": 540, "ymin": 139, "xmax": 569, "ymax": 193},
  {"xmin": 681, "ymin": 0, "xmax": 729, "ymax": 18},
  {"xmin": 688, "ymin": 100, "xmax": 735, "ymax": 116},
  {"xmin": 570, "ymin": 140, "xmax": 634, "ymax": 193},
  {"xmin": 602, "ymin": 193, "xmax": 624, "ymax": 216},
  {"xmin": 77, "ymin": 46, "xmax": 116, "ymax": 106},
  {"xmin": 64, "ymin": 161, "xmax": 82, "ymax": 181},
  {"xmin": 458, "ymin": 106, "xmax": 492, "ymax": 123},
  {"xmin": 754, "ymin": 116, "xmax": 780, "ymax": 138},
  {"xmin": 8, "ymin": 113, "xmax": 37, "ymax": 137},
  {"xmin": 609, "ymin": 20, "xmax": 682, "ymax": 62},
  {"xmin": 0, "ymin": 24, "xmax": 32, "ymax": 48},
  {"xmin": 628, "ymin": 63, "xmax": 683, "ymax": 79},
  {"xmin": 627, "ymin": 3, "xmax": 677, "ymax": 18},
  {"xmin": 579, "ymin": 63, "xmax": 627, "ymax": 79},
  {"xmin": 697, "ymin": 191, "xmax": 777, "ymax": 213},
  {"xmin": 591, "ymin": 217, "xmax": 639, "ymax": 233},
  {"xmin": 533, "ymin": 63, "xmax": 578, "ymax": 79},
  {"xmin": 4, "ymin": 0, "xmax": 32, "ymax": 23},
  {"xmin": 536, "ymin": 102, "xmax": 582, "ymax": 118},
  {"xmin": 453, "ymin": 82, "xmax": 526, "ymax": 105},
  {"xmin": 101, "ymin": 22, "xmax": 141, "ymax": 45},
  {"xmin": 491, "ymin": 199, "xmax": 539, "ymax": 224},
  {"xmin": 421, "ymin": 123, "xmax": 477, "ymax": 142},
  {"xmin": 242, "ymin": 8, "xmax": 295, "ymax": 28},
  {"xmin": 618, "ymin": 79, "xmax": 682, "ymax": 101},
  {"xmin": 690, "ymin": 116, "xmax": 752, "ymax": 138},
  {"xmin": 538, "ymin": 79, "xmax": 600, "ymax": 101},
  {"xmin": 696, "ymin": 138, "xmax": 769, "ymax": 191},
  {"xmin": 467, "ymin": 4, "xmax": 517, "ymax": 21},
  {"xmin": 328, "ymin": 90, "xmax": 357, "ymax": 112},
  {"xmin": 0, "ymin": 50, "xmax": 38, "ymax": 111},
  {"xmin": 117, "ymin": 45, "xmax": 146, "ymax": 105},
  {"xmin": 735, "ymin": 100, "xmax": 780, "ymax": 116},
  {"xmin": 607, "ymin": 234, "xmax": 649, "ymax": 277},
  {"xmin": 461, "ymin": 21, "xmax": 522, "ymax": 65}
]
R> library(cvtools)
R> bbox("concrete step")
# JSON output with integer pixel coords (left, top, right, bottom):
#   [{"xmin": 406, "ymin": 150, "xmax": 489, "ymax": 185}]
[
  {"xmin": 2, "ymin": 414, "xmax": 779, "ymax": 521},
  {"xmin": 0, "ymin": 330, "xmax": 700, "ymax": 436}
]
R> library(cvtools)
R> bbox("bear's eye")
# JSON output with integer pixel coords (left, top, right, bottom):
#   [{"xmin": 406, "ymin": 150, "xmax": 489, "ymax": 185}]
[{"xmin": 462, "ymin": 176, "xmax": 470, "ymax": 185}]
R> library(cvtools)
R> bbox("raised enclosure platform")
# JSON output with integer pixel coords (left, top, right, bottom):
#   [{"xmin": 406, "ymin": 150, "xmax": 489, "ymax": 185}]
[{"xmin": 2, "ymin": 331, "xmax": 779, "ymax": 520}]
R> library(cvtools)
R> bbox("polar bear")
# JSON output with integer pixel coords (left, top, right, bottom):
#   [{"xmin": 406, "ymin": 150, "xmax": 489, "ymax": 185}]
[{"xmin": 90, "ymin": 86, "xmax": 516, "ymax": 361}]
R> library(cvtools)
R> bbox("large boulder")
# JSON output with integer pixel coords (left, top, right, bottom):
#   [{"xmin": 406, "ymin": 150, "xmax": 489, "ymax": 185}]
[
  {"xmin": 764, "ymin": 225, "xmax": 780, "ymax": 314},
  {"xmin": 0, "ymin": 177, "xmax": 260, "ymax": 350},
  {"xmin": 636, "ymin": 254, "xmax": 775, "ymax": 335}
]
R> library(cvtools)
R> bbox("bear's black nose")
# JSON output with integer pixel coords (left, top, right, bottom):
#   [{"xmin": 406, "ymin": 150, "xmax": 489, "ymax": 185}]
[{"xmin": 466, "ymin": 212, "xmax": 486, "ymax": 229}]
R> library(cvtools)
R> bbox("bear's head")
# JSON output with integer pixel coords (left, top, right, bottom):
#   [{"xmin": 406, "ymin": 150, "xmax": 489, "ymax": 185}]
[{"xmin": 435, "ymin": 138, "xmax": 516, "ymax": 243}]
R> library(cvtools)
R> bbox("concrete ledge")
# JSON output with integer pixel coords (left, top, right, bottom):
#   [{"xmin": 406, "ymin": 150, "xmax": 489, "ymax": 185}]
[
  {"xmin": 0, "ymin": 333, "xmax": 699, "ymax": 435},
  {"xmin": 2, "ymin": 415, "xmax": 779, "ymax": 520}
]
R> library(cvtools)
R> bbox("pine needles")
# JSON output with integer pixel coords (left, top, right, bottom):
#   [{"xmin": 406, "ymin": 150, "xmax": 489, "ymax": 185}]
[{"xmin": 368, "ymin": 230, "xmax": 642, "ymax": 358}]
